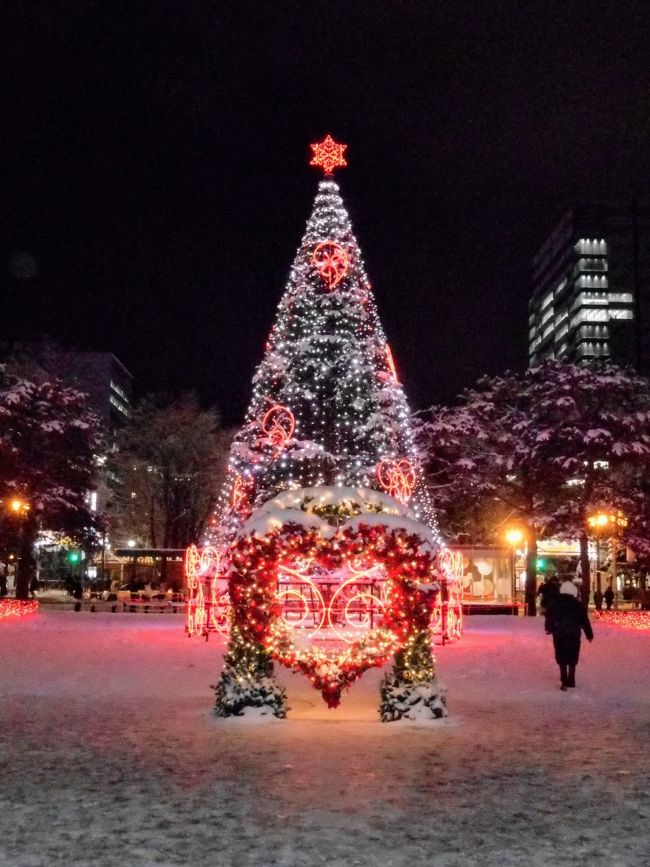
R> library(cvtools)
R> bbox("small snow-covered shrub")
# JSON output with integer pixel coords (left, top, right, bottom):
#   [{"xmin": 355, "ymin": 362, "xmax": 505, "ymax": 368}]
[
  {"xmin": 379, "ymin": 673, "xmax": 447, "ymax": 722},
  {"xmin": 214, "ymin": 665, "xmax": 287, "ymax": 718}
]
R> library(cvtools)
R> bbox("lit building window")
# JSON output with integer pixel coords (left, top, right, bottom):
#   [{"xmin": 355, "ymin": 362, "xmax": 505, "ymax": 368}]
[
  {"xmin": 576, "ymin": 238, "xmax": 607, "ymax": 255},
  {"xmin": 110, "ymin": 380, "xmax": 129, "ymax": 401},
  {"xmin": 571, "ymin": 309, "xmax": 609, "ymax": 328},
  {"xmin": 110, "ymin": 394, "xmax": 131, "ymax": 417}
]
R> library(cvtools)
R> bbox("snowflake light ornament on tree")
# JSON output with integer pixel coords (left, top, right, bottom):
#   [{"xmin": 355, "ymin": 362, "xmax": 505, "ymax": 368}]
[{"xmin": 309, "ymin": 134, "xmax": 348, "ymax": 175}]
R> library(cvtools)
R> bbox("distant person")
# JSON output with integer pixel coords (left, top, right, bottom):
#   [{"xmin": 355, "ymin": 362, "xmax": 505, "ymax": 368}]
[
  {"xmin": 593, "ymin": 588, "xmax": 604, "ymax": 611},
  {"xmin": 546, "ymin": 580, "xmax": 594, "ymax": 690},
  {"xmin": 538, "ymin": 575, "xmax": 560, "ymax": 633},
  {"xmin": 29, "ymin": 576, "xmax": 40, "ymax": 598},
  {"xmin": 538, "ymin": 575, "xmax": 560, "ymax": 610},
  {"xmin": 604, "ymin": 584, "xmax": 615, "ymax": 610},
  {"xmin": 572, "ymin": 576, "xmax": 583, "ymax": 602}
]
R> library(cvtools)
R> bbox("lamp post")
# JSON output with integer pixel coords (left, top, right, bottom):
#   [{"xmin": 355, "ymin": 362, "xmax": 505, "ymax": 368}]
[
  {"xmin": 9, "ymin": 498, "xmax": 30, "ymax": 517},
  {"xmin": 6, "ymin": 497, "xmax": 33, "ymax": 600},
  {"xmin": 505, "ymin": 527, "xmax": 525, "ymax": 606},
  {"xmin": 587, "ymin": 510, "xmax": 628, "ymax": 599}
]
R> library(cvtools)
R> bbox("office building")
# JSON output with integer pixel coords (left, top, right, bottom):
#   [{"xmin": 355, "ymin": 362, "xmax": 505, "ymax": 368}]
[
  {"xmin": 529, "ymin": 203, "xmax": 650, "ymax": 370},
  {"xmin": 48, "ymin": 352, "xmax": 133, "ymax": 517},
  {"xmin": 53, "ymin": 351, "xmax": 132, "ymax": 437}
]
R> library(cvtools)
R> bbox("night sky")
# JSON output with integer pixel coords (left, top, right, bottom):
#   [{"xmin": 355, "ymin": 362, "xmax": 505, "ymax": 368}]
[{"xmin": 3, "ymin": 2, "xmax": 649, "ymax": 424}]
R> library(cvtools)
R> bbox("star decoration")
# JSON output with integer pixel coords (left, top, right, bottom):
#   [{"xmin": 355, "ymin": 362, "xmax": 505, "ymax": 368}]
[{"xmin": 310, "ymin": 135, "xmax": 348, "ymax": 175}]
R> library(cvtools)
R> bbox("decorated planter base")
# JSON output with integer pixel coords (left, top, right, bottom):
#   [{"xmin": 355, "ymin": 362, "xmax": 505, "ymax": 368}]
[{"xmin": 214, "ymin": 487, "xmax": 454, "ymax": 717}]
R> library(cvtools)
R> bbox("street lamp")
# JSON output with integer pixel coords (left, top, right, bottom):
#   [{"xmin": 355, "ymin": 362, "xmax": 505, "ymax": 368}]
[
  {"xmin": 587, "ymin": 509, "xmax": 627, "ymax": 595},
  {"xmin": 505, "ymin": 527, "xmax": 525, "ymax": 605},
  {"xmin": 5, "ymin": 497, "xmax": 33, "ymax": 599},
  {"xmin": 9, "ymin": 498, "xmax": 30, "ymax": 515}
]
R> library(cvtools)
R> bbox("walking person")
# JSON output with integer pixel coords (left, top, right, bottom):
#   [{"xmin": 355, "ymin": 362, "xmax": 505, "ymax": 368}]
[
  {"xmin": 603, "ymin": 583, "xmax": 615, "ymax": 610},
  {"xmin": 546, "ymin": 580, "xmax": 594, "ymax": 691},
  {"xmin": 593, "ymin": 588, "xmax": 604, "ymax": 611}
]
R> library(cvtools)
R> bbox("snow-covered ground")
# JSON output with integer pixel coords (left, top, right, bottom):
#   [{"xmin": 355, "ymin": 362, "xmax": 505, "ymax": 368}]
[{"xmin": 0, "ymin": 611, "xmax": 648, "ymax": 866}]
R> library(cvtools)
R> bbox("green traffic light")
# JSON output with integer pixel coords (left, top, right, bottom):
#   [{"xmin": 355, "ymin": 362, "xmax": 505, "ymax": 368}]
[
  {"xmin": 536, "ymin": 558, "xmax": 546, "ymax": 570},
  {"xmin": 67, "ymin": 551, "xmax": 80, "ymax": 563}
]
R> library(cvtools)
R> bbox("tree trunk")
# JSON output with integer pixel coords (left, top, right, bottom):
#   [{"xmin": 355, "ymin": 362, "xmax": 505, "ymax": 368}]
[
  {"xmin": 149, "ymin": 495, "xmax": 157, "ymax": 548},
  {"xmin": 579, "ymin": 531, "xmax": 591, "ymax": 611},
  {"xmin": 15, "ymin": 517, "xmax": 37, "ymax": 600},
  {"xmin": 525, "ymin": 534, "xmax": 537, "ymax": 616}
]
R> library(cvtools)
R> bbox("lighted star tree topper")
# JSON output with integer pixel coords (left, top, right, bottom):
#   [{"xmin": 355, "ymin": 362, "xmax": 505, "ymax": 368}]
[{"xmin": 309, "ymin": 133, "xmax": 348, "ymax": 175}]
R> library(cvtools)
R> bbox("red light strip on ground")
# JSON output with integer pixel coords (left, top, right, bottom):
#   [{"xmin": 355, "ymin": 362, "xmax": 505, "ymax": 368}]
[
  {"xmin": 0, "ymin": 599, "xmax": 39, "ymax": 621},
  {"xmin": 594, "ymin": 610, "xmax": 650, "ymax": 630}
]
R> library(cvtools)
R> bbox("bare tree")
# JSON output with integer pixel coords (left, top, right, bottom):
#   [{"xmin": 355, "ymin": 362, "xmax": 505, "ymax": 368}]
[{"xmin": 110, "ymin": 394, "xmax": 231, "ymax": 550}]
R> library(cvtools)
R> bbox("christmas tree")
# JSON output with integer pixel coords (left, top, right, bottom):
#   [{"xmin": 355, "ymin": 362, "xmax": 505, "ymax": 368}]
[
  {"xmin": 210, "ymin": 137, "xmax": 453, "ymax": 719},
  {"xmin": 217, "ymin": 136, "xmax": 437, "ymax": 535}
]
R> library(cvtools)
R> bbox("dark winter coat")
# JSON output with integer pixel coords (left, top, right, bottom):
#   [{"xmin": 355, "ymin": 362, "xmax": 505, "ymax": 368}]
[
  {"xmin": 538, "ymin": 579, "xmax": 560, "ymax": 611},
  {"xmin": 547, "ymin": 595, "xmax": 594, "ymax": 666}
]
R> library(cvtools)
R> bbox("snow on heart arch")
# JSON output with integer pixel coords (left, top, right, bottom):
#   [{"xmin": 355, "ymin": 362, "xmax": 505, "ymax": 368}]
[{"xmin": 213, "ymin": 486, "xmax": 453, "ymax": 720}]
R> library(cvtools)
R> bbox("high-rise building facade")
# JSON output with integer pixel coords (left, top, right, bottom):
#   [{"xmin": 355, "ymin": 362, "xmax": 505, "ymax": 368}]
[
  {"xmin": 528, "ymin": 203, "xmax": 650, "ymax": 371},
  {"xmin": 53, "ymin": 351, "xmax": 133, "ymax": 438},
  {"xmin": 49, "ymin": 352, "xmax": 133, "ymax": 518}
]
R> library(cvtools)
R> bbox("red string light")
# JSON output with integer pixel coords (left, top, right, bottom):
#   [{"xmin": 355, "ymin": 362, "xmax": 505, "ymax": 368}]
[
  {"xmin": 436, "ymin": 547, "xmax": 464, "ymax": 583},
  {"xmin": 376, "ymin": 457, "xmax": 416, "ymax": 504},
  {"xmin": 385, "ymin": 344, "xmax": 398, "ymax": 382},
  {"xmin": 309, "ymin": 134, "xmax": 347, "ymax": 175},
  {"xmin": 312, "ymin": 241, "xmax": 350, "ymax": 290},
  {"xmin": 431, "ymin": 547, "xmax": 464, "ymax": 643},
  {"xmin": 185, "ymin": 544, "xmax": 230, "ymax": 638},
  {"xmin": 231, "ymin": 474, "xmax": 255, "ymax": 515}
]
